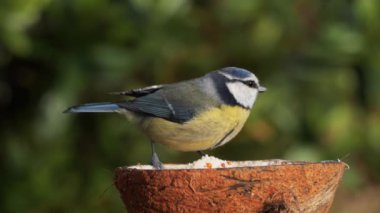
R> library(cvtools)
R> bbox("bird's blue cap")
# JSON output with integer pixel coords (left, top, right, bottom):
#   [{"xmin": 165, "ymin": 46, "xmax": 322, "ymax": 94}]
[{"xmin": 219, "ymin": 67, "xmax": 253, "ymax": 79}]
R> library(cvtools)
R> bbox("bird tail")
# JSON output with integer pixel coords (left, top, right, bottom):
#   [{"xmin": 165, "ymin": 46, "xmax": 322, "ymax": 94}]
[{"xmin": 64, "ymin": 102, "xmax": 122, "ymax": 113}]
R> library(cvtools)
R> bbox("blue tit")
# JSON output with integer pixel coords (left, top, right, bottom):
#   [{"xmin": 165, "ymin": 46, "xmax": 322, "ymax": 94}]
[{"xmin": 65, "ymin": 67, "xmax": 266, "ymax": 168}]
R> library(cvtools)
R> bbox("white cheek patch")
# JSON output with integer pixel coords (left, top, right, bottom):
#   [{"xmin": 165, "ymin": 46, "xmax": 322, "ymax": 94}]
[{"xmin": 226, "ymin": 82, "xmax": 258, "ymax": 108}]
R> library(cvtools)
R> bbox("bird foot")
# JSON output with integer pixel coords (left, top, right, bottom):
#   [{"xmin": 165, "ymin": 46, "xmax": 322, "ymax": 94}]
[
  {"xmin": 151, "ymin": 152, "xmax": 163, "ymax": 169},
  {"xmin": 197, "ymin": 151, "xmax": 207, "ymax": 157}
]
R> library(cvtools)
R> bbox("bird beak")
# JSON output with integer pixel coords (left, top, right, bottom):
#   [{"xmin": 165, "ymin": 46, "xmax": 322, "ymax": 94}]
[{"xmin": 258, "ymin": 86, "xmax": 267, "ymax": 93}]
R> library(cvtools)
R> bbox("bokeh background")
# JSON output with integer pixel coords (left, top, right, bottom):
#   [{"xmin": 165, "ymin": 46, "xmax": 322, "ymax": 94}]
[{"xmin": 1, "ymin": 0, "xmax": 380, "ymax": 212}]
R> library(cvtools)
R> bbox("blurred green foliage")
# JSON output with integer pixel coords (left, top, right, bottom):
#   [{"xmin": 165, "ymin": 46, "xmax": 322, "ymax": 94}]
[{"xmin": 1, "ymin": 0, "xmax": 380, "ymax": 212}]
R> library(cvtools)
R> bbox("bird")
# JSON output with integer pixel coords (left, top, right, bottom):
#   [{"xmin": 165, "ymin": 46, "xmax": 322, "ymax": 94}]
[{"xmin": 64, "ymin": 67, "xmax": 266, "ymax": 168}]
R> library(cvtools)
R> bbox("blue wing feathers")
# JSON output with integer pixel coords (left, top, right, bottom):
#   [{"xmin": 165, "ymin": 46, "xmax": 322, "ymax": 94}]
[
  {"xmin": 119, "ymin": 93, "xmax": 195, "ymax": 123},
  {"xmin": 65, "ymin": 83, "xmax": 201, "ymax": 123}
]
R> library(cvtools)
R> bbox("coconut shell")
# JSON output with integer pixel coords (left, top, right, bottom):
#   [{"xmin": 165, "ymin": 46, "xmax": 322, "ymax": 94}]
[{"xmin": 114, "ymin": 159, "xmax": 347, "ymax": 213}]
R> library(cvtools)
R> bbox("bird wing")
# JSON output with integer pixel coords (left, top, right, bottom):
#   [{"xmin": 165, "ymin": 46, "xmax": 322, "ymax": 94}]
[
  {"xmin": 109, "ymin": 85, "xmax": 164, "ymax": 97},
  {"xmin": 118, "ymin": 82, "xmax": 215, "ymax": 123}
]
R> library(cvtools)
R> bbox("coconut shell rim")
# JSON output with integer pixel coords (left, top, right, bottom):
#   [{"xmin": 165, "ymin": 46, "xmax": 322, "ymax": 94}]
[{"xmin": 116, "ymin": 160, "xmax": 349, "ymax": 172}]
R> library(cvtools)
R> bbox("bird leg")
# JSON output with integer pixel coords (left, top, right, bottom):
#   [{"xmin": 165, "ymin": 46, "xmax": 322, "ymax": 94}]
[{"xmin": 151, "ymin": 143, "xmax": 163, "ymax": 169}]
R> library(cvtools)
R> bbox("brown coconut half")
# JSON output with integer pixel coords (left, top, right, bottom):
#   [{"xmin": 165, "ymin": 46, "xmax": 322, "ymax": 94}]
[{"xmin": 114, "ymin": 156, "xmax": 347, "ymax": 213}]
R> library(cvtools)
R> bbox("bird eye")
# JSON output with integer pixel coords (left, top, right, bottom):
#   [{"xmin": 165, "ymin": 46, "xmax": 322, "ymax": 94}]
[{"xmin": 244, "ymin": 80, "xmax": 256, "ymax": 88}]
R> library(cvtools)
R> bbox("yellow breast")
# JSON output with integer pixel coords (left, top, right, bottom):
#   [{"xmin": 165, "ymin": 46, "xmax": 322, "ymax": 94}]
[{"xmin": 140, "ymin": 105, "xmax": 250, "ymax": 151}]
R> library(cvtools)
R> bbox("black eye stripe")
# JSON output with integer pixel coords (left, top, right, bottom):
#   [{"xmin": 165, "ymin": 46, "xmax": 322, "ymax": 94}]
[
  {"xmin": 243, "ymin": 80, "xmax": 257, "ymax": 88},
  {"xmin": 227, "ymin": 79, "xmax": 257, "ymax": 88},
  {"xmin": 245, "ymin": 81, "xmax": 254, "ymax": 87}
]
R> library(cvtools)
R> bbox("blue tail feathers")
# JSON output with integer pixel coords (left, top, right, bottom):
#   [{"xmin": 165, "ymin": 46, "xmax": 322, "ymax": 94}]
[{"xmin": 64, "ymin": 103, "xmax": 121, "ymax": 113}]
